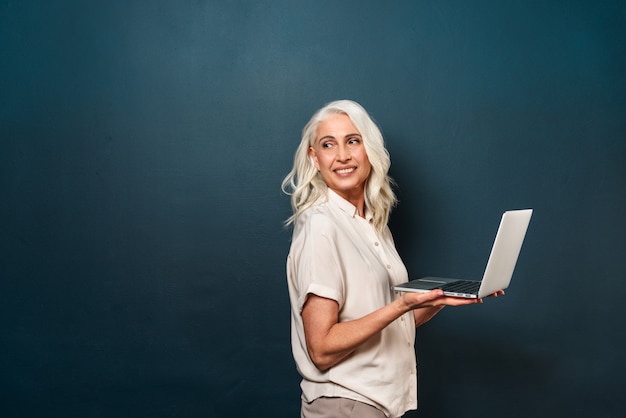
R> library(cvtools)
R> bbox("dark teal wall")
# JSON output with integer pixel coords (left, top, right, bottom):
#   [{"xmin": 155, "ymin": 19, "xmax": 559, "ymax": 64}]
[{"xmin": 1, "ymin": 1, "xmax": 624, "ymax": 417}]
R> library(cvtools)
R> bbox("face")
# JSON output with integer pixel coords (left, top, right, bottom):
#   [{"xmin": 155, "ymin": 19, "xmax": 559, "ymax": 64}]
[{"xmin": 309, "ymin": 113, "xmax": 371, "ymax": 205}]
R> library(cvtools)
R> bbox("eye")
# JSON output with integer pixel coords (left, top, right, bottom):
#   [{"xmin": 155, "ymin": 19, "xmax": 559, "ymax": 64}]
[
  {"xmin": 321, "ymin": 141, "xmax": 333, "ymax": 149},
  {"xmin": 348, "ymin": 137, "xmax": 361, "ymax": 145}
]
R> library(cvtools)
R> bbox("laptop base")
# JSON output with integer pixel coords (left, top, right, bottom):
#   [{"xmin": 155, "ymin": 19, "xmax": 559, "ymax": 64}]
[{"xmin": 393, "ymin": 277, "xmax": 480, "ymax": 299}]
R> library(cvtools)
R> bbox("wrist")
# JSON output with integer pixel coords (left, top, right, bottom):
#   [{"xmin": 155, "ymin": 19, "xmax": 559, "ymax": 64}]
[{"xmin": 395, "ymin": 293, "xmax": 411, "ymax": 314}]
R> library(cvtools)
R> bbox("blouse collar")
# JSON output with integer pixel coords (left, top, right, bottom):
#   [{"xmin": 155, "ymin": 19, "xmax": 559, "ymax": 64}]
[{"xmin": 327, "ymin": 189, "xmax": 373, "ymax": 222}]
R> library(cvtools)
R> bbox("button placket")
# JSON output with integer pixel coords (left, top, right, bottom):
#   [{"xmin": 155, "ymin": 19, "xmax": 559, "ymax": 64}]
[{"xmin": 372, "ymin": 239, "xmax": 392, "ymax": 270}]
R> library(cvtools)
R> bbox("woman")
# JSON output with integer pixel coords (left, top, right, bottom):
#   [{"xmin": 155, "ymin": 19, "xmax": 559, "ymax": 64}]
[{"xmin": 282, "ymin": 100, "xmax": 500, "ymax": 418}]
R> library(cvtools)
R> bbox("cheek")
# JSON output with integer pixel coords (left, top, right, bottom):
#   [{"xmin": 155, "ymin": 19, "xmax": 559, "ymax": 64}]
[
  {"xmin": 362, "ymin": 158, "xmax": 372, "ymax": 179},
  {"xmin": 360, "ymin": 152, "xmax": 372, "ymax": 170},
  {"xmin": 315, "ymin": 153, "xmax": 331, "ymax": 170}
]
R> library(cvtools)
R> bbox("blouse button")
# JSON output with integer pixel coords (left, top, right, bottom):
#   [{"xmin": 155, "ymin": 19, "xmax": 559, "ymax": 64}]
[
  {"xmin": 374, "ymin": 242, "xmax": 379, "ymax": 246},
  {"xmin": 386, "ymin": 264, "xmax": 392, "ymax": 269}
]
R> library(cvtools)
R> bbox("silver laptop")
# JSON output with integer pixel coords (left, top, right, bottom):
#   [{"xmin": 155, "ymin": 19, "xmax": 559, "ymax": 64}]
[{"xmin": 393, "ymin": 209, "xmax": 533, "ymax": 298}]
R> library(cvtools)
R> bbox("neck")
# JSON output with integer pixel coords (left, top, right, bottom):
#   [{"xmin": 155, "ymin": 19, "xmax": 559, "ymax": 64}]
[
  {"xmin": 344, "ymin": 194, "xmax": 366, "ymax": 218},
  {"xmin": 327, "ymin": 188, "xmax": 366, "ymax": 218}
]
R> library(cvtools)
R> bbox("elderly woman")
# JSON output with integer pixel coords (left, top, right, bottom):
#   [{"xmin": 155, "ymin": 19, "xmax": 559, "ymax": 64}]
[{"xmin": 282, "ymin": 100, "xmax": 497, "ymax": 418}]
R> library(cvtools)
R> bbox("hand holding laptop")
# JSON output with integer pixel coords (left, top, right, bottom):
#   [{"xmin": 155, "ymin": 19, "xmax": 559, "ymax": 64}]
[{"xmin": 398, "ymin": 288, "xmax": 505, "ymax": 311}]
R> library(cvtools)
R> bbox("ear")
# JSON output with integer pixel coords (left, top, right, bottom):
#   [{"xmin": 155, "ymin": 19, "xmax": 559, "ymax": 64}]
[{"xmin": 308, "ymin": 146, "xmax": 320, "ymax": 171}]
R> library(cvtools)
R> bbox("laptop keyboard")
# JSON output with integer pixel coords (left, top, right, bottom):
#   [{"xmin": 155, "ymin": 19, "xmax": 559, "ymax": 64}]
[{"xmin": 440, "ymin": 280, "xmax": 480, "ymax": 294}]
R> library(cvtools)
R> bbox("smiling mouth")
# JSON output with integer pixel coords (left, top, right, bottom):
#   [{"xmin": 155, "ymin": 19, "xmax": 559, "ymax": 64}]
[{"xmin": 335, "ymin": 167, "xmax": 356, "ymax": 175}]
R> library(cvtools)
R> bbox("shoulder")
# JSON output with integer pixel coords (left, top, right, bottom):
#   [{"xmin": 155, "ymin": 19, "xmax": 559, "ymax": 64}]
[
  {"xmin": 294, "ymin": 199, "xmax": 337, "ymax": 235},
  {"xmin": 288, "ymin": 201, "xmax": 344, "ymax": 265},
  {"xmin": 290, "ymin": 201, "xmax": 345, "ymax": 255}
]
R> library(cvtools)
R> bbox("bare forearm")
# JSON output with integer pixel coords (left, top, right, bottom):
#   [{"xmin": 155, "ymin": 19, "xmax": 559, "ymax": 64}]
[
  {"xmin": 305, "ymin": 297, "xmax": 410, "ymax": 370},
  {"xmin": 303, "ymin": 290, "xmax": 476, "ymax": 371},
  {"xmin": 413, "ymin": 306, "xmax": 445, "ymax": 327}
]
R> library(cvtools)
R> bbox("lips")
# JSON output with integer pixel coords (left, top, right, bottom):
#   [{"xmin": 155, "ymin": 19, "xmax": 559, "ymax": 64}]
[{"xmin": 335, "ymin": 167, "xmax": 356, "ymax": 175}]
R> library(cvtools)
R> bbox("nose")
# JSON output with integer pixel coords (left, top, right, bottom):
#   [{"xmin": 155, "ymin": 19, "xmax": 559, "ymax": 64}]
[{"xmin": 336, "ymin": 144, "xmax": 351, "ymax": 162}]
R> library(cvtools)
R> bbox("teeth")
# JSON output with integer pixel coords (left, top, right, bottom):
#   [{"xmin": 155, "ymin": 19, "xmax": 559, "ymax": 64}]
[{"xmin": 336, "ymin": 168, "xmax": 355, "ymax": 174}]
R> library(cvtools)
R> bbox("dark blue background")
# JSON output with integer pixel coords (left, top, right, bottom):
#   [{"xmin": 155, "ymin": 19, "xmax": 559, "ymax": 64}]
[{"xmin": 1, "ymin": 1, "xmax": 624, "ymax": 417}]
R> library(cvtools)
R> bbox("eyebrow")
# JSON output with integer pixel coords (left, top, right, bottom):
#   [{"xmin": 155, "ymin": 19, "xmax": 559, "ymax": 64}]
[{"xmin": 316, "ymin": 133, "xmax": 362, "ymax": 144}]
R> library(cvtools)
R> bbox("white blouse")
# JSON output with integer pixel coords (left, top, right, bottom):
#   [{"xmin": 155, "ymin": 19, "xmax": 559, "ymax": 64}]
[{"xmin": 287, "ymin": 189, "xmax": 417, "ymax": 418}]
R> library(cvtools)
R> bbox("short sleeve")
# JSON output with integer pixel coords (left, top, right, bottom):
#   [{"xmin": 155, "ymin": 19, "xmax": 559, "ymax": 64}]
[{"xmin": 290, "ymin": 212, "xmax": 345, "ymax": 312}]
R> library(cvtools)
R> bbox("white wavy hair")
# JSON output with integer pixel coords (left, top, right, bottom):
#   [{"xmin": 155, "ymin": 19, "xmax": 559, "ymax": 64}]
[{"xmin": 281, "ymin": 100, "xmax": 396, "ymax": 233}]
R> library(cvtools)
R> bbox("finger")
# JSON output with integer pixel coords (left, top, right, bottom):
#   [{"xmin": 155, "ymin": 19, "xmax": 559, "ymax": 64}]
[
  {"xmin": 419, "ymin": 289, "xmax": 445, "ymax": 300},
  {"xmin": 441, "ymin": 296, "xmax": 481, "ymax": 306},
  {"xmin": 485, "ymin": 290, "xmax": 505, "ymax": 298},
  {"xmin": 402, "ymin": 289, "xmax": 445, "ymax": 309}
]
